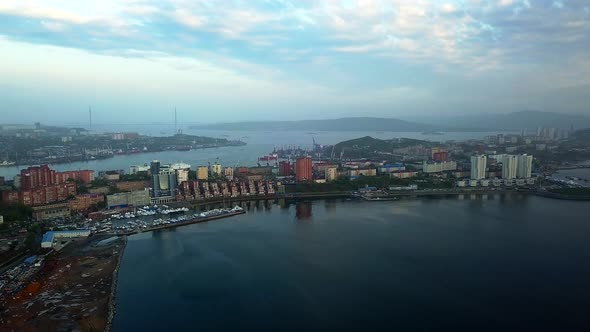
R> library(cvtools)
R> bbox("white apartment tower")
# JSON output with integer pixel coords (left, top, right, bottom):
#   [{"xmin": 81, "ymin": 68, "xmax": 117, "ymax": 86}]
[
  {"xmin": 502, "ymin": 155, "xmax": 518, "ymax": 179},
  {"xmin": 470, "ymin": 155, "xmax": 487, "ymax": 180},
  {"xmin": 517, "ymin": 154, "xmax": 533, "ymax": 179}
]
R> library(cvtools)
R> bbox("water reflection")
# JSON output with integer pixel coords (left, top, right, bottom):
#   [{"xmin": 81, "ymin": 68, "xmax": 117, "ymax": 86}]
[{"xmin": 295, "ymin": 201, "xmax": 313, "ymax": 221}]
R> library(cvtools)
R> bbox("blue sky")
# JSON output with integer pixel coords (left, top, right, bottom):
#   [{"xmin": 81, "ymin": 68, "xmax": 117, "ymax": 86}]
[{"xmin": 0, "ymin": 0, "xmax": 589, "ymax": 124}]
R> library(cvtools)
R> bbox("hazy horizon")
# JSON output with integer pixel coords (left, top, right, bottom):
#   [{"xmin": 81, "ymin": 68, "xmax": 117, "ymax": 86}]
[{"xmin": 1, "ymin": 1, "xmax": 589, "ymax": 124}]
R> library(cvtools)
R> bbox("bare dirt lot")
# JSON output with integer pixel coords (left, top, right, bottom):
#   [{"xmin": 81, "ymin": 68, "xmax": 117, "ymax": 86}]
[{"xmin": 1, "ymin": 236, "xmax": 126, "ymax": 332}]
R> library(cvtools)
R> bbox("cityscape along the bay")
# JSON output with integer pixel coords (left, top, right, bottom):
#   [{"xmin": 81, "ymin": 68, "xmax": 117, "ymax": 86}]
[
  {"xmin": 1, "ymin": 121, "xmax": 590, "ymax": 330},
  {"xmin": 2, "ymin": 1, "xmax": 590, "ymax": 331}
]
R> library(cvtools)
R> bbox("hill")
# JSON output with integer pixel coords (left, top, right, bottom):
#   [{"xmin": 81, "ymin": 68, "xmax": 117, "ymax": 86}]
[
  {"xmin": 333, "ymin": 136, "xmax": 430, "ymax": 157},
  {"xmin": 191, "ymin": 117, "xmax": 434, "ymax": 132}
]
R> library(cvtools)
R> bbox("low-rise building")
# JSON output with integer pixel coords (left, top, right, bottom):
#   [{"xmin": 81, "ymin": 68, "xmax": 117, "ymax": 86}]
[
  {"xmin": 101, "ymin": 171, "xmax": 121, "ymax": 181},
  {"xmin": 390, "ymin": 171, "xmax": 418, "ymax": 179},
  {"xmin": 70, "ymin": 193, "xmax": 105, "ymax": 212},
  {"xmin": 32, "ymin": 203, "xmax": 71, "ymax": 221},
  {"xmin": 116, "ymin": 181, "xmax": 150, "ymax": 192},
  {"xmin": 348, "ymin": 169, "xmax": 377, "ymax": 178},
  {"xmin": 41, "ymin": 229, "xmax": 91, "ymax": 248},
  {"xmin": 107, "ymin": 190, "xmax": 150, "ymax": 209},
  {"xmin": 379, "ymin": 164, "xmax": 406, "ymax": 174},
  {"xmin": 129, "ymin": 164, "xmax": 150, "ymax": 174},
  {"xmin": 326, "ymin": 167, "xmax": 338, "ymax": 182},
  {"xmin": 389, "ymin": 185, "xmax": 418, "ymax": 191},
  {"xmin": 422, "ymin": 161, "xmax": 457, "ymax": 173}
]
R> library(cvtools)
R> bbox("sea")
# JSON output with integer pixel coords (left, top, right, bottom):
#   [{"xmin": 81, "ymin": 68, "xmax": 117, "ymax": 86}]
[
  {"xmin": 0, "ymin": 126, "xmax": 509, "ymax": 178},
  {"xmin": 111, "ymin": 195, "xmax": 590, "ymax": 331}
]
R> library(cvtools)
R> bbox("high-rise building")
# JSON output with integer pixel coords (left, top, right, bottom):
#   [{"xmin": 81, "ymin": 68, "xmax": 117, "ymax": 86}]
[
  {"xmin": 326, "ymin": 167, "xmax": 338, "ymax": 182},
  {"xmin": 197, "ymin": 166, "xmax": 209, "ymax": 180},
  {"xmin": 295, "ymin": 157, "xmax": 313, "ymax": 182},
  {"xmin": 176, "ymin": 169, "xmax": 189, "ymax": 183},
  {"xmin": 152, "ymin": 166, "xmax": 177, "ymax": 198},
  {"xmin": 517, "ymin": 154, "xmax": 533, "ymax": 179},
  {"xmin": 470, "ymin": 155, "xmax": 487, "ymax": 180},
  {"xmin": 502, "ymin": 155, "xmax": 518, "ymax": 180},
  {"xmin": 279, "ymin": 161, "xmax": 291, "ymax": 176},
  {"xmin": 224, "ymin": 167, "xmax": 234, "ymax": 180},
  {"xmin": 431, "ymin": 148, "xmax": 449, "ymax": 162},
  {"xmin": 170, "ymin": 163, "xmax": 191, "ymax": 184},
  {"xmin": 150, "ymin": 160, "xmax": 161, "ymax": 176},
  {"xmin": 211, "ymin": 163, "xmax": 222, "ymax": 176},
  {"xmin": 19, "ymin": 165, "xmax": 94, "ymax": 189}
]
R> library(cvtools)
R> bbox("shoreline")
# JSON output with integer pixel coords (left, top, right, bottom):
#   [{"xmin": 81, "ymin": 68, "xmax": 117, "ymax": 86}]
[
  {"xmin": 106, "ymin": 236, "xmax": 127, "ymax": 332},
  {"xmin": 99, "ymin": 190, "xmax": 584, "ymax": 331},
  {"xmin": 166, "ymin": 188, "xmax": 590, "ymax": 208},
  {"xmin": 0, "ymin": 143, "xmax": 245, "ymax": 169}
]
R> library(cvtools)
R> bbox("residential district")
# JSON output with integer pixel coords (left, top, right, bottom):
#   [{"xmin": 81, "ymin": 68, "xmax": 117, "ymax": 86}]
[{"xmin": 1, "ymin": 125, "xmax": 589, "ymax": 330}]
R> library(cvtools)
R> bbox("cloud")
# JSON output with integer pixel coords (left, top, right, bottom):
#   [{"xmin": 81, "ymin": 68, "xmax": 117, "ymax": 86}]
[{"xmin": 0, "ymin": 0, "xmax": 589, "ymax": 119}]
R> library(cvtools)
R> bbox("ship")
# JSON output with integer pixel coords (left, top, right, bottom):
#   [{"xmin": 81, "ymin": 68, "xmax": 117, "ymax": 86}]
[
  {"xmin": 0, "ymin": 161, "xmax": 16, "ymax": 167},
  {"xmin": 258, "ymin": 154, "xmax": 278, "ymax": 161}
]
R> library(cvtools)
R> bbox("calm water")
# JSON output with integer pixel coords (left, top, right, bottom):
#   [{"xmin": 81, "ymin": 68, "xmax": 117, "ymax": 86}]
[
  {"xmin": 112, "ymin": 195, "xmax": 590, "ymax": 331},
  {"xmin": 0, "ymin": 129, "xmax": 506, "ymax": 178}
]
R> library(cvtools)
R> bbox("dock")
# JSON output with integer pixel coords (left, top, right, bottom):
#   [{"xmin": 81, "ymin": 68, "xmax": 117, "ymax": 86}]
[{"xmin": 111, "ymin": 209, "xmax": 246, "ymax": 236}]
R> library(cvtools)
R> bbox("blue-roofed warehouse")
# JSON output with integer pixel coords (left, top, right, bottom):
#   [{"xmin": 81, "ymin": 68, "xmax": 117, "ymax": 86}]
[{"xmin": 41, "ymin": 230, "xmax": 91, "ymax": 248}]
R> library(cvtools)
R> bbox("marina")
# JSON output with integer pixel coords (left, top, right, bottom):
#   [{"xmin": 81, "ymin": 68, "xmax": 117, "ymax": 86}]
[{"xmin": 107, "ymin": 206, "xmax": 245, "ymax": 235}]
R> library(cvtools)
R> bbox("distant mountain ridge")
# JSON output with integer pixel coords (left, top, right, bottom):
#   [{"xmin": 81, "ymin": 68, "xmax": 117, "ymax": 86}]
[
  {"xmin": 191, "ymin": 111, "xmax": 590, "ymax": 132},
  {"xmin": 191, "ymin": 117, "xmax": 434, "ymax": 132},
  {"xmin": 430, "ymin": 111, "xmax": 590, "ymax": 131}
]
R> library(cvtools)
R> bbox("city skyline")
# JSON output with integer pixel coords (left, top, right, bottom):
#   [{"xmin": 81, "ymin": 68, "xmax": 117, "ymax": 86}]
[{"xmin": 1, "ymin": 0, "xmax": 589, "ymax": 124}]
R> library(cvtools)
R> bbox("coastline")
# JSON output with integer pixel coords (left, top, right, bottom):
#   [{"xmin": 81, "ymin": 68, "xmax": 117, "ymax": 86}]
[
  {"xmin": 98, "ymin": 190, "xmax": 585, "ymax": 331},
  {"xmin": 0, "ymin": 143, "xmax": 245, "ymax": 168},
  {"xmin": 531, "ymin": 191, "xmax": 590, "ymax": 201},
  {"xmin": 106, "ymin": 236, "xmax": 127, "ymax": 332}
]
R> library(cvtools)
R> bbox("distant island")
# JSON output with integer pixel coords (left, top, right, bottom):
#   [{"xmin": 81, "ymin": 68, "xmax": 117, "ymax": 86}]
[
  {"xmin": 190, "ymin": 117, "xmax": 443, "ymax": 132},
  {"xmin": 191, "ymin": 112, "xmax": 590, "ymax": 133}
]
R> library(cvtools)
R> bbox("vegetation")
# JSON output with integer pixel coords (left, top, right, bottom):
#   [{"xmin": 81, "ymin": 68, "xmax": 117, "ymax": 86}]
[
  {"xmin": 90, "ymin": 178, "xmax": 110, "ymax": 187},
  {"xmin": 0, "ymin": 203, "xmax": 33, "ymax": 225},
  {"xmin": 120, "ymin": 171, "xmax": 150, "ymax": 182}
]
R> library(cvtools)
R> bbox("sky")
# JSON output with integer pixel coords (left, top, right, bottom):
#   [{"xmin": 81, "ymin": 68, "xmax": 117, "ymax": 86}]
[{"xmin": 0, "ymin": 0, "xmax": 589, "ymax": 125}]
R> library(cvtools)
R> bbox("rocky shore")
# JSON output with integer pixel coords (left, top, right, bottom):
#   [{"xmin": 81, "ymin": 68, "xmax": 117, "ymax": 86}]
[{"xmin": 106, "ymin": 236, "xmax": 127, "ymax": 332}]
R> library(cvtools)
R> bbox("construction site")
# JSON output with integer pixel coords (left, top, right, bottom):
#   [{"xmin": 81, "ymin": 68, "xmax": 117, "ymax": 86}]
[{"xmin": 0, "ymin": 235, "xmax": 126, "ymax": 332}]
